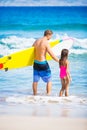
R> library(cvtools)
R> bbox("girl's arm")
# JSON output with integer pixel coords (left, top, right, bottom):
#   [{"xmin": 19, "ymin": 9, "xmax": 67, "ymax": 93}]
[{"xmin": 66, "ymin": 60, "xmax": 72, "ymax": 80}]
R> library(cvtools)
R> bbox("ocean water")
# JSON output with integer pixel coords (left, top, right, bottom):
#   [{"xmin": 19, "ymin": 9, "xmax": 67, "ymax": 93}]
[{"xmin": 0, "ymin": 6, "xmax": 87, "ymax": 118}]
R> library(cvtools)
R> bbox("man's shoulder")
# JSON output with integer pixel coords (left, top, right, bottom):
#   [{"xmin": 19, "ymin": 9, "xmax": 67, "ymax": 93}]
[
  {"xmin": 36, "ymin": 38, "xmax": 42, "ymax": 43},
  {"xmin": 35, "ymin": 38, "xmax": 40, "ymax": 42},
  {"xmin": 34, "ymin": 38, "xmax": 49, "ymax": 47},
  {"xmin": 34, "ymin": 38, "xmax": 41, "ymax": 45}
]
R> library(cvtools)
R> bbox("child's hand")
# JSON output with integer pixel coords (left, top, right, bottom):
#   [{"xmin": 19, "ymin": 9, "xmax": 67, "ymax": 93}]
[{"xmin": 70, "ymin": 77, "xmax": 72, "ymax": 82}]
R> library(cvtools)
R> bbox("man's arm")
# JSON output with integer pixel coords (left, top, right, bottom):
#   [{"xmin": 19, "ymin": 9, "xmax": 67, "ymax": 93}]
[{"xmin": 46, "ymin": 43, "xmax": 59, "ymax": 62}]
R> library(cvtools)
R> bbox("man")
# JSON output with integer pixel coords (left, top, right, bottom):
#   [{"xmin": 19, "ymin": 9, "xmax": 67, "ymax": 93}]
[{"xmin": 32, "ymin": 30, "xmax": 59, "ymax": 95}]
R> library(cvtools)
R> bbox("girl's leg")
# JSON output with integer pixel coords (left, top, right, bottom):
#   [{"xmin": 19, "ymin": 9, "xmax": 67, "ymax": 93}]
[
  {"xmin": 65, "ymin": 76, "xmax": 70, "ymax": 96},
  {"xmin": 59, "ymin": 79, "xmax": 65, "ymax": 96}
]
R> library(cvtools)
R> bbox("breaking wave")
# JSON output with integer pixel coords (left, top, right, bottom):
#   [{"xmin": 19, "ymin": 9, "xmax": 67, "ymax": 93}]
[{"xmin": 0, "ymin": 34, "xmax": 87, "ymax": 57}]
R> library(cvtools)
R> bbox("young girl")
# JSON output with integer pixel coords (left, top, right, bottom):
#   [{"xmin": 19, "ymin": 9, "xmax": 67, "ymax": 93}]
[{"xmin": 59, "ymin": 49, "xmax": 71, "ymax": 96}]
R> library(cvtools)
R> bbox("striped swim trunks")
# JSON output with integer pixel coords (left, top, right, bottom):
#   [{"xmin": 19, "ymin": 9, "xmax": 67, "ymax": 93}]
[{"xmin": 33, "ymin": 60, "xmax": 51, "ymax": 83}]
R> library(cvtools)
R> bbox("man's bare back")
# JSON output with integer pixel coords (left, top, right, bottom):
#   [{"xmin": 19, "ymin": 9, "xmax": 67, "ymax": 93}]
[
  {"xmin": 33, "ymin": 37, "xmax": 48, "ymax": 61},
  {"xmin": 33, "ymin": 36, "xmax": 59, "ymax": 62}
]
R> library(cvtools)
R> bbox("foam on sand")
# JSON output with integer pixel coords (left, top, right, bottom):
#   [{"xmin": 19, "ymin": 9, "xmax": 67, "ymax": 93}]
[{"xmin": 5, "ymin": 95, "xmax": 87, "ymax": 105}]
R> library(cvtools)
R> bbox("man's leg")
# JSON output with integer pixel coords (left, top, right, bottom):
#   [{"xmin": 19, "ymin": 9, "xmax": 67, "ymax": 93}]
[
  {"xmin": 32, "ymin": 82, "xmax": 38, "ymax": 95},
  {"xmin": 33, "ymin": 68, "xmax": 40, "ymax": 95},
  {"xmin": 46, "ymin": 81, "xmax": 52, "ymax": 95}
]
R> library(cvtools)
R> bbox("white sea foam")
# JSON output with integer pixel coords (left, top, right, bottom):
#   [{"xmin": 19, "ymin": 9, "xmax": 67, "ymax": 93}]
[
  {"xmin": 5, "ymin": 95, "xmax": 87, "ymax": 105},
  {"xmin": 55, "ymin": 33, "xmax": 87, "ymax": 54},
  {"xmin": 0, "ymin": 36, "xmax": 35, "ymax": 56},
  {"xmin": 0, "ymin": 34, "xmax": 87, "ymax": 56}
]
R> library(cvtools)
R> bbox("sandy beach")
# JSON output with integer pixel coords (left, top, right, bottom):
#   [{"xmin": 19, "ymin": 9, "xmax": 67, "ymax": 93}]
[{"xmin": 0, "ymin": 116, "xmax": 87, "ymax": 130}]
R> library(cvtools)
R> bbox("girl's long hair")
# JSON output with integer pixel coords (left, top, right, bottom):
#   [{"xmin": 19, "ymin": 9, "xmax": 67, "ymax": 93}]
[{"xmin": 59, "ymin": 49, "xmax": 69, "ymax": 67}]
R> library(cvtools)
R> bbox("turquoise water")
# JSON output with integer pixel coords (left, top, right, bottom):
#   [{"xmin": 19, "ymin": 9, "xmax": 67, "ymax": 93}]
[
  {"xmin": 0, "ymin": 6, "xmax": 87, "ymax": 118},
  {"xmin": 0, "ymin": 6, "xmax": 87, "ymax": 38}
]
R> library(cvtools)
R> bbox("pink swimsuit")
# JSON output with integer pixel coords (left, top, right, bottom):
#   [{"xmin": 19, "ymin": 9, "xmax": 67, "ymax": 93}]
[{"xmin": 60, "ymin": 66, "xmax": 67, "ymax": 79}]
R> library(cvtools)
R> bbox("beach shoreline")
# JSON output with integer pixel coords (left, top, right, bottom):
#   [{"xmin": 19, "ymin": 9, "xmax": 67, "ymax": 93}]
[{"xmin": 0, "ymin": 115, "xmax": 87, "ymax": 130}]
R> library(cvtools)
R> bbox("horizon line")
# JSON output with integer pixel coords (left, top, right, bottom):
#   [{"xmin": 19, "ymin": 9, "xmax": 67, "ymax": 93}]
[{"xmin": 0, "ymin": 5, "xmax": 87, "ymax": 7}]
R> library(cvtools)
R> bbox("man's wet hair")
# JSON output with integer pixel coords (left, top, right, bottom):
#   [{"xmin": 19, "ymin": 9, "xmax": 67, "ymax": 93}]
[{"xmin": 44, "ymin": 30, "xmax": 53, "ymax": 36}]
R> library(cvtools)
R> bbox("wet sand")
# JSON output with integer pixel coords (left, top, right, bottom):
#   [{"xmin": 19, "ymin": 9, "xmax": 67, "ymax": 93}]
[{"xmin": 0, "ymin": 115, "xmax": 87, "ymax": 130}]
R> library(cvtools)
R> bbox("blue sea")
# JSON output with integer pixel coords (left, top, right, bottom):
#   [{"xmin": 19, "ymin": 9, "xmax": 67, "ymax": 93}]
[{"xmin": 0, "ymin": 6, "xmax": 87, "ymax": 118}]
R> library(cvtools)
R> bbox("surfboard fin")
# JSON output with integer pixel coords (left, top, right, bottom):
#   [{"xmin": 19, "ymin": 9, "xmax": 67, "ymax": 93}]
[
  {"xmin": 4, "ymin": 68, "xmax": 8, "ymax": 72},
  {"xmin": 8, "ymin": 56, "xmax": 11, "ymax": 60}
]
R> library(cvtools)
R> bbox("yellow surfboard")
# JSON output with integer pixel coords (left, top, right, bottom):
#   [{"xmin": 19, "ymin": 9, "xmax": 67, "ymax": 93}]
[{"xmin": 0, "ymin": 39, "xmax": 62, "ymax": 71}]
